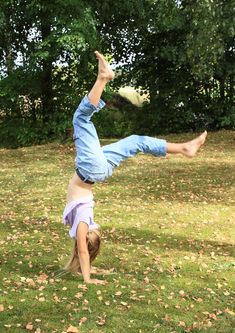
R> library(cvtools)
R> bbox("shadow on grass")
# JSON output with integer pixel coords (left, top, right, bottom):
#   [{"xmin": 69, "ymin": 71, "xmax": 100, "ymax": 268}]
[
  {"xmin": 103, "ymin": 227, "xmax": 235, "ymax": 257},
  {"xmin": 1, "ymin": 225, "xmax": 234, "ymax": 281}
]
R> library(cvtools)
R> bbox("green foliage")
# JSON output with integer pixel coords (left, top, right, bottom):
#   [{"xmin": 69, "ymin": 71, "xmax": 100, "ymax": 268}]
[
  {"xmin": 0, "ymin": 112, "xmax": 71, "ymax": 148},
  {"xmin": 93, "ymin": 107, "xmax": 134, "ymax": 139},
  {"xmin": 91, "ymin": 91, "xmax": 136, "ymax": 138},
  {"xmin": 96, "ymin": 0, "xmax": 235, "ymax": 133},
  {"xmin": 0, "ymin": 0, "xmax": 235, "ymax": 147},
  {"xmin": 0, "ymin": 0, "xmax": 100, "ymax": 147}
]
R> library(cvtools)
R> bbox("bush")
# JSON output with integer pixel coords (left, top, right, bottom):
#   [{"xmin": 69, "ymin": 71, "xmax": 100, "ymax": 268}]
[
  {"xmin": 0, "ymin": 112, "xmax": 72, "ymax": 148},
  {"xmin": 1, "ymin": 91, "xmax": 234, "ymax": 148}
]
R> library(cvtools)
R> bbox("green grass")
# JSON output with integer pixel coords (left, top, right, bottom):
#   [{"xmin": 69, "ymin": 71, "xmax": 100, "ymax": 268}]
[{"xmin": 0, "ymin": 130, "xmax": 235, "ymax": 333}]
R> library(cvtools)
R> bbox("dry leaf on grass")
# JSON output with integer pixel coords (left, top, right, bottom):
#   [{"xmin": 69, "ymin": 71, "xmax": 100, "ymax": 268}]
[
  {"xmin": 96, "ymin": 314, "xmax": 106, "ymax": 326},
  {"xmin": 79, "ymin": 317, "xmax": 88, "ymax": 326},
  {"xmin": 36, "ymin": 273, "xmax": 48, "ymax": 284},
  {"xmin": 67, "ymin": 325, "xmax": 79, "ymax": 333},
  {"xmin": 75, "ymin": 292, "xmax": 83, "ymax": 299},
  {"xmin": 224, "ymin": 308, "xmax": 235, "ymax": 316},
  {"xmin": 26, "ymin": 323, "xmax": 34, "ymax": 330},
  {"xmin": 178, "ymin": 321, "xmax": 186, "ymax": 327}
]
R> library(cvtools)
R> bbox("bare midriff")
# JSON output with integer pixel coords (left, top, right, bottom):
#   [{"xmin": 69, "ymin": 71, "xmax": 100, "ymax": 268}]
[{"xmin": 67, "ymin": 172, "xmax": 93, "ymax": 203}]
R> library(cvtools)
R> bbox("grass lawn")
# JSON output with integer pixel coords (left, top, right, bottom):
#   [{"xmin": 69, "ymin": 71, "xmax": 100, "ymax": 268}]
[{"xmin": 0, "ymin": 130, "xmax": 235, "ymax": 333}]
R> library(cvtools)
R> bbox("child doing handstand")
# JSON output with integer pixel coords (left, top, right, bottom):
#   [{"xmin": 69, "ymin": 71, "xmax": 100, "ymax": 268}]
[{"xmin": 63, "ymin": 51, "xmax": 207, "ymax": 285}]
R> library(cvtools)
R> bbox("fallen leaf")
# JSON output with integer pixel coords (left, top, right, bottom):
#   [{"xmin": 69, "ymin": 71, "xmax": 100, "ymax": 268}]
[
  {"xmin": 67, "ymin": 325, "xmax": 79, "ymax": 333},
  {"xmin": 144, "ymin": 276, "xmax": 150, "ymax": 284},
  {"xmin": 179, "ymin": 290, "xmax": 186, "ymax": 297},
  {"xmin": 110, "ymin": 227, "xmax": 116, "ymax": 233},
  {"xmin": 38, "ymin": 297, "xmax": 45, "ymax": 302},
  {"xmin": 75, "ymin": 292, "xmax": 83, "ymax": 299},
  {"xmin": 224, "ymin": 308, "xmax": 235, "ymax": 316},
  {"xmin": 178, "ymin": 321, "xmax": 186, "ymax": 327},
  {"xmin": 96, "ymin": 314, "xmax": 106, "ymax": 326},
  {"xmin": 79, "ymin": 317, "xmax": 87, "ymax": 325},
  {"xmin": 196, "ymin": 298, "xmax": 203, "ymax": 302},
  {"xmin": 26, "ymin": 323, "xmax": 33, "ymax": 330},
  {"xmin": 77, "ymin": 284, "xmax": 88, "ymax": 291},
  {"xmin": 37, "ymin": 273, "xmax": 48, "ymax": 283}
]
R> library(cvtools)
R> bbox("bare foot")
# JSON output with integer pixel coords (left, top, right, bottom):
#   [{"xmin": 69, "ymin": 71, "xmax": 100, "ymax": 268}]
[
  {"xmin": 182, "ymin": 131, "xmax": 207, "ymax": 157},
  {"xmin": 95, "ymin": 51, "xmax": 115, "ymax": 81}
]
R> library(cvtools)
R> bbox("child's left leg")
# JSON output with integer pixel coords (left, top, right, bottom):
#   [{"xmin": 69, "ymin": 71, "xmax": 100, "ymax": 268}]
[
  {"xmin": 102, "ymin": 135, "xmax": 167, "ymax": 167},
  {"xmin": 102, "ymin": 132, "xmax": 207, "ymax": 168},
  {"xmin": 166, "ymin": 131, "xmax": 207, "ymax": 157}
]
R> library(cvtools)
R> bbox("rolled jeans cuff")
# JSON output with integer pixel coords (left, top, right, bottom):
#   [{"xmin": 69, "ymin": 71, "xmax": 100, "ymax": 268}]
[{"xmin": 79, "ymin": 95, "xmax": 106, "ymax": 115}]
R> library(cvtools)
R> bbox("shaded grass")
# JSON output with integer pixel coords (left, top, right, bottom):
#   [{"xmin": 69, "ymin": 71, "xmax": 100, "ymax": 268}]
[{"xmin": 0, "ymin": 130, "xmax": 235, "ymax": 333}]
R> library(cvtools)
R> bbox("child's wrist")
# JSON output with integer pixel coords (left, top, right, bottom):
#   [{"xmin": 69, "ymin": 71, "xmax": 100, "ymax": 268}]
[{"xmin": 84, "ymin": 276, "xmax": 91, "ymax": 283}]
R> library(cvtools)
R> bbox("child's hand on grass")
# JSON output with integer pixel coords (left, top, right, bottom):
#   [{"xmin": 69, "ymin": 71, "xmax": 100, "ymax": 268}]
[
  {"xmin": 85, "ymin": 278, "xmax": 107, "ymax": 285},
  {"xmin": 90, "ymin": 266, "xmax": 115, "ymax": 275}
]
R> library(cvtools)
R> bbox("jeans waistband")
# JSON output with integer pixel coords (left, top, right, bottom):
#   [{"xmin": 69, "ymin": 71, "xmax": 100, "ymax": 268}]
[{"xmin": 76, "ymin": 168, "xmax": 95, "ymax": 185}]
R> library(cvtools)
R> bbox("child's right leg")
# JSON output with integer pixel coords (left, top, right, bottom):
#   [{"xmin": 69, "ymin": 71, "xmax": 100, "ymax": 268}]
[
  {"xmin": 88, "ymin": 51, "xmax": 114, "ymax": 107},
  {"xmin": 73, "ymin": 52, "xmax": 115, "ymax": 183}
]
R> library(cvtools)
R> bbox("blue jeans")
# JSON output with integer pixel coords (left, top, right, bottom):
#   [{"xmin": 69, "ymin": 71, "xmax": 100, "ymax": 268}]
[{"xmin": 73, "ymin": 96, "xmax": 167, "ymax": 183}]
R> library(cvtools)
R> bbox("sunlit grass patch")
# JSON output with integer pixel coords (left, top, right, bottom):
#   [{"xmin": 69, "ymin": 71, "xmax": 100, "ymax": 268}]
[{"xmin": 0, "ymin": 130, "xmax": 235, "ymax": 332}]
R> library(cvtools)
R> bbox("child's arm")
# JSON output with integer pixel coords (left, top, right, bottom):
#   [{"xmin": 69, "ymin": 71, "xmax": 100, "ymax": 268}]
[{"xmin": 76, "ymin": 222, "xmax": 106, "ymax": 285}]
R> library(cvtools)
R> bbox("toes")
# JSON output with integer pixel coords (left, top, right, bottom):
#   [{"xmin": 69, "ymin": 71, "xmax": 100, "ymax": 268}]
[{"xmin": 95, "ymin": 51, "xmax": 105, "ymax": 62}]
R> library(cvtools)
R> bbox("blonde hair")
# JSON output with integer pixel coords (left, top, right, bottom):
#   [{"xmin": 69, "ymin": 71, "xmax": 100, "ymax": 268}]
[{"xmin": 64, "ymin": 229, "xmax": 101, "ymax": 273}]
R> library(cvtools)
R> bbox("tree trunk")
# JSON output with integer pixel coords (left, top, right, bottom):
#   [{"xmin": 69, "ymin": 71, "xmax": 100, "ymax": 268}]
[
  {"xmin": 40, "ymin": 9, "xmax": 53, "ymax": 123},
  {"xmin": 219, "ymin": 78, "xmax": 225, "ymax": 100},
  {"xmin": 229, "ymin": 74, "xmax": 234, "ymax": 104},
  {"xmin": 4, "ymin": 8, "xmax": 14, "ymax": 76},
  {"xmin": 5, "ymin": 41, "xmax": 14, "ymax": 76}
]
